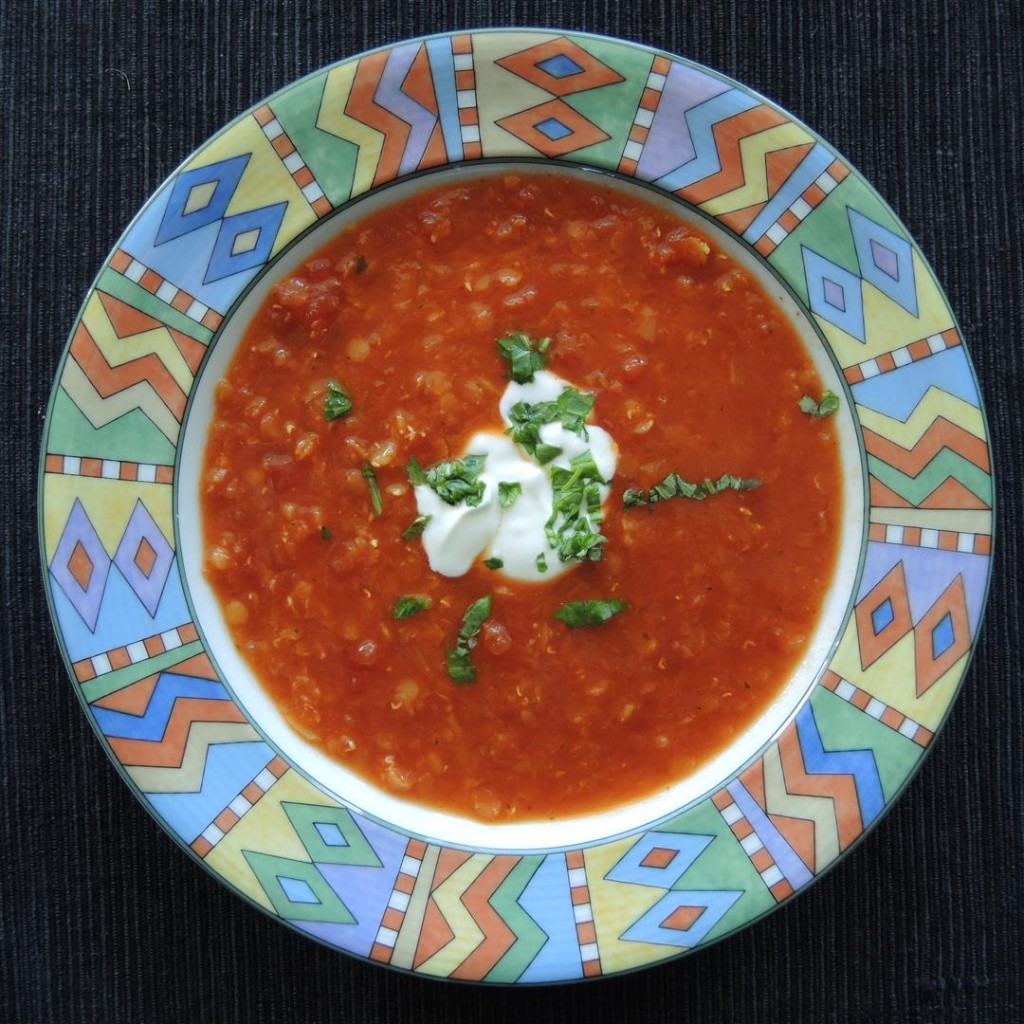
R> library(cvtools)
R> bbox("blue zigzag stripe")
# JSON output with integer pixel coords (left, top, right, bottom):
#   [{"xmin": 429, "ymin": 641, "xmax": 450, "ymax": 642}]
[
  {"xmin": 652, "ymin": 89, "xmax": 761, "ymax": 191},
  {"xmin": 92, "ymin": 672, "xmax": 231, "ymax": 740},
  {"xmin": 794, "ymin": 704, "xmax": 885, "ymax": 826}
]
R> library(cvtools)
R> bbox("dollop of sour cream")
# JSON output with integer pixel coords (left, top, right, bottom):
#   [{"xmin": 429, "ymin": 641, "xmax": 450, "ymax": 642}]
[{"xmin": 413, "ymin": 370, "xmax": 617, "ymax": 581}]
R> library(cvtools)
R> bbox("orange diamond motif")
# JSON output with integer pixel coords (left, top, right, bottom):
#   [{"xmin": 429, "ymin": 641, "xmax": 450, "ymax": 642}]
[
  {"xmin": 640, "ymin": 846, "xmax": 678, "ymax": 870},
  {"xmin": 661, "ymin": 905, "xmax": 706, "ymax": 931},
  {"xmin": 68, "ymin": 540, "xmax": 94, "ymax": 591},
  {"xmin": 495, "ymin": 99, "xmax": 610, "ymax": 157},
  {"xmin": 854, "ymin": 562, "xmax": 913, "ymax": 670},
  {"xmin": 134, "ymin": 536, "xmax": 158, "ymax": 578},
  {"xmin": 496, "ymin": 38, "xmax": 625, "ymax": 96}
]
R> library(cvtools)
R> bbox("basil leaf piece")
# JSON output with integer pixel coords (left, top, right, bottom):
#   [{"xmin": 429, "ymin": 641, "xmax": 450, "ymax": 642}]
[
  {"xmin": 483, "ymin": 557, "xmax": 504, "ymax": 570},
  {"xmin": 506, "ymin": 386, "xmax": 595, "ymax": 461},
  {"xmin": 402, "ymin": 514, "xmax": 431, "ymax": 540},
  {"xmin": 553, "ymin": 599, "xmax": 627, "ymax": 628},
  {"xmin": 546, "ymin": 450, "xmax": 608, "ymax": 563},
  {"xmin": 362, "ymin": 465, "xmax": 383, "ymax": 517},
  {"xmin": 406, "ymin": 453, "xmax": 487, "ymax": 507},
  {"xmin": 323, "ymin": 380, "xmax": 353, "ymax": 420},
  {"xmin": 798, "ymin": 389, "xmax": 841, "ymax": 418},
  {"xmin": 392, "ymin": 595, "xmax": 431, "ymax": 619},
  {"xmin": 497, "ymin": 331, "xmax": 551, "ymax": 383},
  {"xmin": 446, "ymin": 595, "xmax": 492, "ymax": 684},
  {"xmin": 623, "ymin": 472, "xmax": 761, "ymax": 510},
  {"xmin": 498, "ymin": 481, "xmax": 522, "ymax": 509},
  {"xmin": 535, "ymin": 552, "xmax": 548, "ymax": 573}
]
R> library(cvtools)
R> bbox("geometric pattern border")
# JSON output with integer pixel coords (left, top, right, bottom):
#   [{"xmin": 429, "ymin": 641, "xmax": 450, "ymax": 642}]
[{"xmin": 39, "ymin": 29, "xmax": 994, "ymax": 984}]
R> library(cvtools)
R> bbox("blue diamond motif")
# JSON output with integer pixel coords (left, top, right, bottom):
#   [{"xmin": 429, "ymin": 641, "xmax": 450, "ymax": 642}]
[
  {"xmin": 848, "ymin": 208, "xmax": 918, "ymax": 315},
  {"xmin": 871, "ymin": 597, "xmax": 895, "ymax": 635},
  {"xmin": 621, "ymin": 889, "xmax": 743, "ymax": 948},
  {"xmin": 801, "ymin": 247, "xmax": 866, "ymax": 342},
  {"xmin": 278, "ymin": 875, "xmax": 320, "ymax": 905},
  {"xmin": 606, "ymin": 832, "xmax": 714, "ymax": 888},
  {"xmin": 534, "ymin": 117, "xmax": 574, "ymax": 142},
  {"xmin": 204, "ymin": 202, "xmax": 287, "ymax": 284},
  {"xmin": 155, "ymin": 154, "xmax": 250, "ymax": 246},
  {"xmin": 931, "ymin": 612, "xmax": 955, "ymax": 659},
  {"xmin": 537, "ymin": 54, "xmax": 585, "ymax": 79},
  {"xmin": 314, "ymin": 822, "xmax": 349, "ymax": 848}
]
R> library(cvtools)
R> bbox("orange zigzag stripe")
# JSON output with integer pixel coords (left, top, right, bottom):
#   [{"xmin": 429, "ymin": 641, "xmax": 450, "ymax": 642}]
[
  {"xmin": 862, "ymin": 418, "xmax": 991, "ymax": 475},
  {"xmin": 346, "ymin": 51, "xmax": 412, "ymax": 188},
  {"xmin": 108, "ymin": 697, "xmax": 246, "ymax": 767},
  {"xmin": 450, "ymin": 856, "xmax": 519, "ymax": 980},
  {"xmin": 676, "ymin": 104, "xmax": 790, "ymax": 205},
  {"xmin": 776, "ymin": 727, "xmax": 864, "ymax": 851},
  {"xmin": 70, "ymin": 322, "xmax": 187, "ymax": 420}
]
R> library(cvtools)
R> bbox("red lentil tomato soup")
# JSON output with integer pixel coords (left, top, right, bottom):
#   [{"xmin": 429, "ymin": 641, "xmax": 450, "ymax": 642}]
[{"xmin": 201, "ymin": 170, "xmax": 842, "ymax": 823}]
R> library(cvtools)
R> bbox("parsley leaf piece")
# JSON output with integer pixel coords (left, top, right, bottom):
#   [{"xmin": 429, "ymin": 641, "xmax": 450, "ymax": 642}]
[
  {"xmin": 483, "ymin": 557, "xmax": 504, "ymax": 570},
  {"xmin": 497, "ymin": 331, "xmax": 552, "ymax": 383},
  {"xmin": 623, "ymin": 472, "xmax": 761, "ymax": 510},
  {"xmin": 402, "ymin": 514, "xmax": 431, "ymax": 540},
  {"xmin": 392, "ymin": 595, "xmax": 431, "ymax": 620},
  {"xmin": 320, "ymin": 525, "xmax": 332, "ymax": 541},
  {"xmin": 506, "ymin": 386, "xmax": 595, "ymax": 462},
  {"xmin": 406, "ymin": 453, "xmax": 487, "ymax": 507},
  {"xmin": 798, "ymin": 389, "xmax": 840, "ymax": 418},
  {"xmin": 498, "ymin": 481, "xmax": 522, "ymax": 509},
  {"xmin": 535, "ymin": 552, "xmax": 548, "ymax": 573},
  {"xmin": 446, "ymin": 595, "xmax": 492, "ymax": 684},
  {"xmin": 553, "ymin": 599, "xmax": 627, "ymax": 628},
  {"xmin": 546, "ymin": 450, "xmax": 608, "ymax": 564},
  {"xmin": 362, "ymin": 465, "xmax": 383, "ymax": 517},
  {"xmin": 323, "ymin": 380, "xmax": 353, "ymax": 420}
]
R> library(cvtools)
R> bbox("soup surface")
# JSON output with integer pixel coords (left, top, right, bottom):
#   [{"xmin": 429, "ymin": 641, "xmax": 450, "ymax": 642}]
[{"xmin": 201, "ymin": 170, "xmax": 842, "ymax": 822}]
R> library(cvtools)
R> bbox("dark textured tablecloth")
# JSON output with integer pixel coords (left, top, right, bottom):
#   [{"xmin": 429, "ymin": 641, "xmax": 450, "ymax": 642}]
[{"xmin": 3, "ymin": 2, "xmax": 1021, "ymax": 1022}]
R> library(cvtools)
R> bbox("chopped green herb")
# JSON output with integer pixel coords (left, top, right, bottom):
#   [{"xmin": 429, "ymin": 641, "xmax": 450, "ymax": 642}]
[
  {"xmin": 320, "ymin": 525, "xmax": 332, "ymax": 541},
  {"xmin": 392, "ymin": 595, "xmax": 431, "ymax": 619},
  {"xmin": 323, "ymin": 380, "xmax": 353, "ymax": 420},
  {"xmin": 362, "ymin": 465, "xmax": 383, "ymax": 517},
  {"xmin": 355, "ymin": 254, "xmax": 368, "ymax": 274},
  {"xmin": 553, "ymin": 599, "xmax": 628, "ymax": 628},
  {"xmin": 446, "ymin": 595, "xmax": 492, "ymax": 684},
  {"xmin": 507, "ymin": 386, "xmax": 595, "ymax": 463},
  {"xmin": 402, "ymin": 514, "xmax": 431, "ymax": 540},
  {"xmin": 535, "ymin": 552, "xmax": 548, "ymax": 573},
  {"xmin": 498, "ymin": 481, "xmax": 523, "ymax": 509},
  {"xmin": 798, "ymin": 389, "xmax": 841, "ymax": 418},
  {"xmin": 623, "ymin": 472, "xmax": 761, "ymax": 510},
  {"xmin": 483, "ymin": 557, "xmax": 504, "ymax": 570},
  {"xmin": 497, "ymin": 331, "xmax": 552, "ymax": 384},
  {"xmin": 407, "ymin": 453, "xmax": 487, "ymax": 507},
  {"xmin": 546, "ymin": 450, "xmax": 608, "ymax": 563}
]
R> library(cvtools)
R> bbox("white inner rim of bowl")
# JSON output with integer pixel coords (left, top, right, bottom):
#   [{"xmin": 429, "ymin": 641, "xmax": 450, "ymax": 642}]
[{"xmin": 177, "ymin": 162, "xmax": 866, "ymax": 854}]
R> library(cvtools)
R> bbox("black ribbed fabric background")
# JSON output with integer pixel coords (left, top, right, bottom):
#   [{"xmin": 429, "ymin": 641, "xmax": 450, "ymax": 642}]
[{"xmin": 3, "ymin": 2, "xmax": 1021, "ymax": 1021}]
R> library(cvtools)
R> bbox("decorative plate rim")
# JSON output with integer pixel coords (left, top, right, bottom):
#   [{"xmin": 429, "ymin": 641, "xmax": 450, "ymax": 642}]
[{"xmin": 39, "ymin": 28, "xmax": 995, "ymax": 983}]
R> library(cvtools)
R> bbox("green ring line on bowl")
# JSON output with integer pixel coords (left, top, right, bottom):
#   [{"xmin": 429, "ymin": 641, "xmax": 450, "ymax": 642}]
[{"xmin": 39, "ymin": 30, "xmax": 994, "ymax": 983}]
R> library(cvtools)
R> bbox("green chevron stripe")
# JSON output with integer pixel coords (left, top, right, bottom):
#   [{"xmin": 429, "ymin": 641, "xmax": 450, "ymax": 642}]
[
  {"xmin": 868, "ymin": 450, "xmax": 992, "ymax": 507},
  {"xmin": 96, "ymin": 267, "xmax": 215, "ymax": 344},
  {"xmin": 46, "ymin": 388, "xmax": 177, "ymax": 464},
  {"xmin": 484, "ymin": 856, "xmax": 548, "ymax": 983},
  {"xmin": 272, "ymin": 72, "xmax": 360, "ymax": 207},
  {"xmin": 81, "ymin": 641, "xmax": 205, "ymax": 703},
  {"xmin": 810, "ymin": 687, "xmax": 923, "ymax": 799}
]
